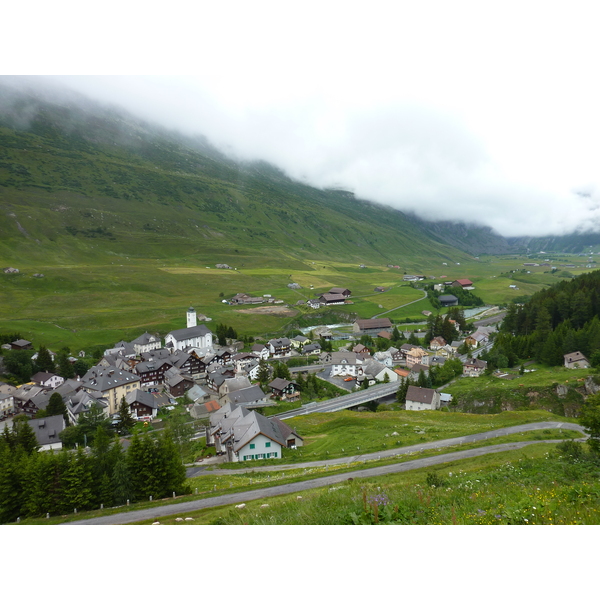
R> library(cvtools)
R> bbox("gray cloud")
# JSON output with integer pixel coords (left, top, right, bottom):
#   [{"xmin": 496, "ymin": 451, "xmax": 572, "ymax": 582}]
[{"xmin": 3, "ymin": 71, "xmax": 598, "ymax": 239}]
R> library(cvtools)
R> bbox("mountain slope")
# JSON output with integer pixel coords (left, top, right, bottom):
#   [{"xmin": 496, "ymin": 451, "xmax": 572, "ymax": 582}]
[{"xmin": 0, "ymin": 80, "xmax": 471, "ymax": 270}]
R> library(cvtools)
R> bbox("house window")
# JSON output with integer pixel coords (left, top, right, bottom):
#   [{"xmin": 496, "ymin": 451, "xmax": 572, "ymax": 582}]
[
  {"xmin": 265, "ymin": 442, "xmax": 271, "ymax": 448},
  {"xmin": 249, "ymin": 443, "xmax": 255, "ymax": 449}
]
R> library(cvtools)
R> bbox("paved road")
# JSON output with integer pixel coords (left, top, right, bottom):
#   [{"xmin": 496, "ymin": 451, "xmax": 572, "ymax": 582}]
[
  {"xmin": 68, "ymin": 421, "xmax": 585, "ymax": 524},
  {"xmin": 274, "ymin": 381, "xmax": 401, "ymax": 419},
  {"xmin": 188, "ymin": 421, "xmax": 584, "ymax": 475},
  {"xmin": 473, "ymin": 312, "xmax": 506, "ymax": 327},
  {"xmin": 289, "ymin": 365, "xmax": 325, "ymax": 374}
]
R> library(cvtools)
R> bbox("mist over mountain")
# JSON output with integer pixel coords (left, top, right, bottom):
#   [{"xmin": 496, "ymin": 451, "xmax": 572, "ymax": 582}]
[{"xmin": 1, "ymin": 77, "xmax": 599, "ymax": 263}]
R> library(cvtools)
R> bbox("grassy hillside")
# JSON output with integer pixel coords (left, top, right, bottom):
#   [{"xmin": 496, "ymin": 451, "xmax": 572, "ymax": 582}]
[{"xmin": 1, "ymin": 81, "xmax": 599, "ymax": 352}]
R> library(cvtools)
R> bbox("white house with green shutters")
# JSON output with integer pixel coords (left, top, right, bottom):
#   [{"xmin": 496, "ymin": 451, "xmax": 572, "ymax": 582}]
[{"xmin": 207, "ymin": 402, "xmax": 303, "ymax": 462}]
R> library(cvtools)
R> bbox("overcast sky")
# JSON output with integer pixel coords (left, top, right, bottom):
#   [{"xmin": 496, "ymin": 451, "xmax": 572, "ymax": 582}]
[{"xmin": 6, "ymin": 1, "xmax": 600, "ymax": 237}]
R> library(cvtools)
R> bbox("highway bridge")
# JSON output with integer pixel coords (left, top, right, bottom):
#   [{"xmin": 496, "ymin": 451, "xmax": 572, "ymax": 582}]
[{"xmin": 274, "ymin": 380, "xmax": 401, "ymax": 420}]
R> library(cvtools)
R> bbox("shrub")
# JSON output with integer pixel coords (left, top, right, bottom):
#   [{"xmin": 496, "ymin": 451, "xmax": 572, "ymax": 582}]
[{"xmin": 425, "ymin": 472, "xmax": 447, "ymax": 488}]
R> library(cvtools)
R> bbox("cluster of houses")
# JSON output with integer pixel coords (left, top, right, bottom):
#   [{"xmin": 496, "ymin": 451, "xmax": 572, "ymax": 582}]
[
  {"xmin": 0, "ymin": 308, "xmax": 318, "ymax": 457},
  {"xmin": 5, "ymin": 290, "xmax": 597, "ymax": 457}
]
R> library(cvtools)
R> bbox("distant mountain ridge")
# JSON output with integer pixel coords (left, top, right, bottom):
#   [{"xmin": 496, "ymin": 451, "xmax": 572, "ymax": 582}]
[
  {"xmin": 0, "ymin": 78, "xmax": 598, "ymax": 266},
  {"xmin": 408, "ymin": 215, "xmax": 600, "ymax": 256}
]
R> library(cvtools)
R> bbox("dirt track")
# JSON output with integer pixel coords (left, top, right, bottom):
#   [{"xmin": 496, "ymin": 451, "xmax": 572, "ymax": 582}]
[{"xmin": 235, "ymin": 306, "xmax": 298, "ymax": 317}]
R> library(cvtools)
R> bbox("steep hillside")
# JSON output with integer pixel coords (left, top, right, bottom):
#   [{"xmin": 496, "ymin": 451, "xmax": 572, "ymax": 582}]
[{"xmin": 0, "ymin": 81, "xmax": 469, "ymax": 270}]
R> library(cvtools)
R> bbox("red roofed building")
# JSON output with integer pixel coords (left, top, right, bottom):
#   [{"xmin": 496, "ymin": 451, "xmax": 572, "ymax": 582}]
[{"xmin": 451, "ymin": 279, "xmax": 474, "ymax": 288}]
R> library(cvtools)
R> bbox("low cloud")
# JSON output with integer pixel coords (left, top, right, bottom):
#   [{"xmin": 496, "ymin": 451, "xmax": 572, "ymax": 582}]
[{"xmin": 4, "ymin": 74, "xmax": 599, "ymax": 238}]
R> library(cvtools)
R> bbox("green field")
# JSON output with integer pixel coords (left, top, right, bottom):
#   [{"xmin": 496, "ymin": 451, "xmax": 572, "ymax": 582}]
[
  {"xmin": 1, "ymin": 88, "xmax": 599, "ymax": 354},
  {"xmin": 213, "ymin": 408, "xmax": 575, "ymax": 467},
  {"xmin": 167, "ymin": 443, "xmax": 600, "ymax": 525},
  {"xmin": 444, "ymin": 363, "xmax": 592, "ymax": 415},
  {"xmin": 2, "ymin": 251, "xmax": 598, "ymax": 354}
]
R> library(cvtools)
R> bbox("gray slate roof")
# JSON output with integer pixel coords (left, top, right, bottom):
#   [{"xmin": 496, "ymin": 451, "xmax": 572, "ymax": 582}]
[
  {"xmin": 167, "ymin": 324, "xmax": 212, "ymax": 342},
  {"xmin": 125, "ymin": 388, "xmax": 159, "ymax": 409},
  {"xmin": 28, "ymin": 414, "xmax": 66, "ymax": 447},
  {"xmin": 81, "ymin": 366, "xmax": 140, "ymax": 392},
  {"xmin": 406, "ymin": 386, "xmax": 436, "ymax": 404},
  {"xmin": 227, "ymin": 385, "xmax": 267, "ymax": 405}
]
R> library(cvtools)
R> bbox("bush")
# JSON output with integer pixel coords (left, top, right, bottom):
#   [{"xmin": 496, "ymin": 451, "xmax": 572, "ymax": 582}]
[
  {"xmin": 556, "ymin": 440, "xmax": 584, "ymax": 462},
  {"xmin": 425, "ymin": 472, "xmax": 447, "ymax": 488}
]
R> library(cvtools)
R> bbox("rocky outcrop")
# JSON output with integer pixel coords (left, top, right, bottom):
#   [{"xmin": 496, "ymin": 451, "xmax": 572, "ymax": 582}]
[{"xmin": 584, "ymin": 376, "xmax": 600, "ymax": 396}]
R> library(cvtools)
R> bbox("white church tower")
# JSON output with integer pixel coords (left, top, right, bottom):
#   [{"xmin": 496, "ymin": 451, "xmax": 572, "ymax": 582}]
[{"xmin": 187, "ymin": 307, "xmax": 197, "ymax": 328}]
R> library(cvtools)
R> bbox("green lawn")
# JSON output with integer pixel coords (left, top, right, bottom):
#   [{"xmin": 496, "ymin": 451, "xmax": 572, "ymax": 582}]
[{"xmin": 214, "ymin": 408, "xmax": 575, "ymax": 467}]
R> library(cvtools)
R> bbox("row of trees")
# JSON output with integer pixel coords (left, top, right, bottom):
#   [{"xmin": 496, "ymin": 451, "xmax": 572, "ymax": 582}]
[
  {"xmin": 295, "ymin": 373, "xmax": 346, "ymax": 400},
  {"xmin": 0, "ymin": 424, "xmax": 189, "ymax": 524},
  {"xmin": 502, "ymin": 270, "xmax": 600, "ymax": 336},
  {"xmin": 490, "ymin": 270, "xmax": 600, "ymax": 368},
  {"xmin": 215, "ymin": 323, "xmax": 238, "ymax": 346},
  {"xmin": 423, "ymin": 308, "xmax": 468, "ymax": 346},
  {"xmin": 425, "ymin": 285, "xmax": 484, "ymax": 309},
  {"xmin": 2, "ymin": 345, "xmax": 93, "ymax": 385}
]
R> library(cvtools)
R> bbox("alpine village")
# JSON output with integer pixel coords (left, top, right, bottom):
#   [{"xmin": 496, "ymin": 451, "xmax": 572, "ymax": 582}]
[{"xmin": 1, "ymin": 80, "xmax": 600, "ymax": 526}]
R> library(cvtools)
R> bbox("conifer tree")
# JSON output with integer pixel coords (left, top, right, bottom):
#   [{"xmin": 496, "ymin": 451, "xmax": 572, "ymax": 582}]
[
  {"xmin": 46, "ymin": 392, "xmax": 68, "ymax": 419},
  {"xmin": 35, "ymin": 345, "xmax": 54, "ymax": 373},
  {"xmin": 111, "ymin": 457, "xmax": 133, "ymax": 506},
  {"xmin": 116, "ymin": 397, "xmax": 136, "ymax": 435},
  {"xmin": 396, "ymin": 378, "xmax": 409, "ymax": 403},
  {"xmin": 256, "ymin": 359, "xmax": 270, "ymax": 387},
  {"xmin": 13, "ymin": 419, "xmax": 39, "ymax": 455},
  {"xmin": 62, "ymin": 447, "xmax": 95, "ymax": 512},
  {"xmin": 0, "ymin": 447, "xmax": 25, "ymax": 523},
  {"xmin": 56, "ymin": 352, "xmax": 75, "ymax": 379}
]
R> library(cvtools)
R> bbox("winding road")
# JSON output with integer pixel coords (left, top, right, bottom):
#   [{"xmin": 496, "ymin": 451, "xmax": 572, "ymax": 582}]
[{"xmin": 65, "ymin": 421, "xmax": 585, "ymax": 525}]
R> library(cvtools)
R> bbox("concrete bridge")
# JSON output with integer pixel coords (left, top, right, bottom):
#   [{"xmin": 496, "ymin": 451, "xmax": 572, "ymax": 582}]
[{"xmin": 274, "ymin": 381, "xmax": 401, "ymax": 420}]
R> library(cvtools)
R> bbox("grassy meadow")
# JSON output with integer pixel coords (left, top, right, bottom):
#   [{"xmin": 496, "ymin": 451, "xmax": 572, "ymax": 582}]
[
  {"xmin": 210, "ymin": 408, "xmax": 576, "ymax": 468},
  {"xmin": 1, "ymin": 249, "xmax": 598, "ymax": 353},
  {"xmin": 443, "ymin": 363, "xmax": 594, "ymax": 416},
  {"xmin": 167, "ymin": 443, "xmax": 600, "ymax": 525}
]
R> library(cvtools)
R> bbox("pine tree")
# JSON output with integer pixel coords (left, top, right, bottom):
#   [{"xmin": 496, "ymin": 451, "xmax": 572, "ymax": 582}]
[
  {"xmin": 35, "ymin": 346, "xmax": 54, "ymax": 373},
  {"xmin": 62, "ymin": 447, "xmax": 95, "ymax": 512},
  {"xmin": 157, "ymin": 429, "xmax": 189, "ymax": 497},
  {"xmin": 78, "ymin": 404, "xmax": 112, "ymax": 445},
  {"xmin": 116, "ymin": 397, "xmax": 135, "ymax": 435},
  {"xmin": 257, "ymin": 359, "xmax": 270, "ymax": 386},
  {"xmin": 56, "ymin": 352, "xmax": 75, "ymax": 379},
  {"xmin": 396, "ymin": 378, "xmax": 408, "ymax": 403},
  {"xmin": 46, "ymin": 392, "xmax": 67, "ymax": 419},
  {"xmin": 126, "ymin": 433, "xmax": 146, "ymax": 500},
  {"xmin": 579, "ymin": 393, "xmax": 600, "ymax": 453},
  {"xmin": 280, "ymin": 361, "xmax": 291, "ymax": 380},
  {"xmin": 0, "ymin": 447, "xmax": 26, "ymax": 523},
  {"xmin": 111, "ymin": 456, "xmax": 133, "ymax": 506},
  {"xmin": 13, "ymin": 419, "xmax": 39, "ymax": 454}
]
